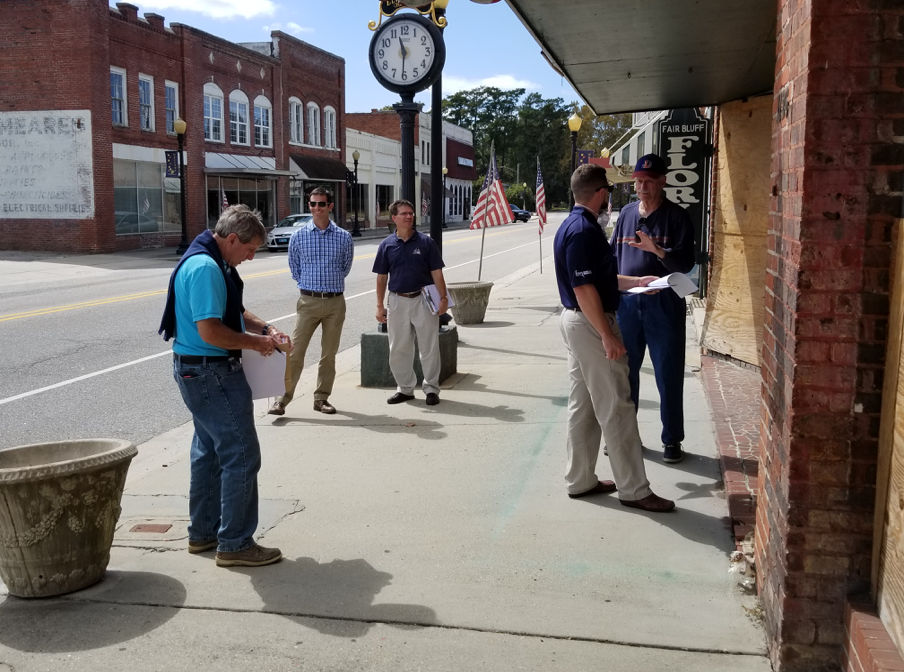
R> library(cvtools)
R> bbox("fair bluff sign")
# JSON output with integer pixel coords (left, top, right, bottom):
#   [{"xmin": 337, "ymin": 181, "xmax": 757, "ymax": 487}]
[{"xmin": 657, "ymin": 108, "xmax": 712, "ymax": 268}]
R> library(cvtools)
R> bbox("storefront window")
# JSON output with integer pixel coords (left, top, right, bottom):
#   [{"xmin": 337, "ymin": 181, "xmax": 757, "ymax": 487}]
[
  {"xmin": 206, "ymin": 176, "xmax": 274, "ymax": 229},
  {"xmin": 375, "ymin": 185, "xmax": 393, "ymax": 219},
  {"xmin": 113, "ymin": 159, "xmax": 179, "ymax": 235}
]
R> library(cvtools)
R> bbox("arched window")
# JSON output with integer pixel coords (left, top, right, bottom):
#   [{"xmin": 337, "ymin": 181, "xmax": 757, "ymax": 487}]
[
  {"xmin": 324, "ymin": 106, "xmax": 337, "ymax": 149},
  {"xmin": 203, "ymin": 82, "xmax": 224, "ymax": 142},
  {"xmin": 307, "ymin": 102, "xmax": 321, "ymax": 147},
  {"xmin": 289, "ymin": 96, "xmax": 303, "ymax": 144},
  {"xmin": 254, "ymin": 95, "xmax": 272, "ymax": 148},
  {"xmin": 229, "ymin": 90, "xmax": 249, "ymax": 146}
]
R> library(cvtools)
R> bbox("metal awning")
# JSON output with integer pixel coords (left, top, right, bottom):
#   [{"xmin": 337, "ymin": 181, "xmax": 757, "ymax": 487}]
[
  {"xmin": 290, "ymin": 154, "xmax": 350, "ymax": 182},
  {"xmin": 204, "ymin": 152, "xmax": 293, "ymax": 178},
  {"xmin": 504, "ymin": 0, "xmax": 776, "ymax": 115}
]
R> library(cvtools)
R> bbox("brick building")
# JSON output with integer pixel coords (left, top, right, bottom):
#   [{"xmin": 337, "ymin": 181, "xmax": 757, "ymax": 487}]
[
  {"xmin": 505, "ymin": 0, "xmax": 904, "ymax": 670},
  {"xmin": 0, "ymin": 0, "xmax": 347, "ymax": 253},
  {"xmin": 347, "ymin": 109, "xmax": 477, "ymax": 226}
]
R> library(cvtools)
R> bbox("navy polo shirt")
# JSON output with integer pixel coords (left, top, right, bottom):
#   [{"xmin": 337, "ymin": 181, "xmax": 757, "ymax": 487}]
[
  {"xmin": 611, "ymin": 199, "xmax": 695, "ymax": 277},
  {"xmin": 372, "ymin": 230, "xmax": 444, "ymax": 293},
  {"xmin": 553, "ymin": 206, "xmax": 621, "ymax": 313}
]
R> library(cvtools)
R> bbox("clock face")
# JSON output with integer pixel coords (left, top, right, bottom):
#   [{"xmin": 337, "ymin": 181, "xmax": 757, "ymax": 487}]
[{"xmin": 369, "ymin": 15, "xmax": 445, "ymax": 94}]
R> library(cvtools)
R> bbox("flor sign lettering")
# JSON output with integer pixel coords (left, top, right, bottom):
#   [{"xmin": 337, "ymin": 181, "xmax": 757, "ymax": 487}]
[{"xmin": 664, "ymin": 135, "xmax": 700, "ymax": 206}]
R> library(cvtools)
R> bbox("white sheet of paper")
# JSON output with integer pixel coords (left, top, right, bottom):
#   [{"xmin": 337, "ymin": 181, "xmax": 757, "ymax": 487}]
[
  {"xmin": 241, "ymin": 349, "xmax": 287, "ymax": 399},
  {"xmin": 626, "ymin": 272, "xmax": 698, "ymax": 299}
]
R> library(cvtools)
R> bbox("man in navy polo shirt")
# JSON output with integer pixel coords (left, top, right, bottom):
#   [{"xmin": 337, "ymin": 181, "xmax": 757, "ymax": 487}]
[
  {"xmin": 373, "ymin": 199, "xmax": 449, "ymax": 406},
  {"xmin": 554, "ymin": 163, "xmax": 674, "ymax": 513},
  {"xmin": 612, "ymin": 154, "xmax": 695, "ymax": 464}
]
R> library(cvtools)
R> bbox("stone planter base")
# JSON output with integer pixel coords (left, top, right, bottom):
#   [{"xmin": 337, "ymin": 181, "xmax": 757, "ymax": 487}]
[
  {"xmin": 447, "ymin": 281, "xmax": 494, "ymax": 325},
  {"xmin": 0, "ymin": 439, "xmax": 137, "ymax": 598}
]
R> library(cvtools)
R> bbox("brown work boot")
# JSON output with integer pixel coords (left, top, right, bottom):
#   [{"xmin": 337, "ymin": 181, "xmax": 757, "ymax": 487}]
[{"xmin": 216, "ymin": 544, "xmax": 283, "ymax": 567}]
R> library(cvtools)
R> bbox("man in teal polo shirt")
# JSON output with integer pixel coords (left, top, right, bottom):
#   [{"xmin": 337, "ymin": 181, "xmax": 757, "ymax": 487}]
[{"xmin": 160, "ymin": 204, "xmax": 292, "ymax": 567}]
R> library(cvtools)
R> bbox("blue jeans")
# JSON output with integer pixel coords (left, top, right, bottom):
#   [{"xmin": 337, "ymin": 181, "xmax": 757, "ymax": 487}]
[
  {"xmin": 173, "ymin": 357, "xmax": 261, "ymax": 553},
  {"xmin": 616, "ymin": 291, "xmax": 686, "ymax": 445}
]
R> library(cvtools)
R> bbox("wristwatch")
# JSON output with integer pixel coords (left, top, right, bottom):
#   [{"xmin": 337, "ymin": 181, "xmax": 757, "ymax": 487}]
[{"xmin": 262, "ymin": 324, "xmax": 272, "ymax": 335}]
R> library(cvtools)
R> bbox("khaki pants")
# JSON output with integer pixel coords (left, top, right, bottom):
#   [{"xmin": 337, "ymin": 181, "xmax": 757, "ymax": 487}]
[
  {"xmin": 387, "ymin": 292, "xmax": 440, "ymax": 395},
  {"xmin": 559, "ymin": 309, "xmax": 652, "ymax": 501},
  {"xmin": 278, "ymin": 293, "xmax": 346, "ymax": 405}
]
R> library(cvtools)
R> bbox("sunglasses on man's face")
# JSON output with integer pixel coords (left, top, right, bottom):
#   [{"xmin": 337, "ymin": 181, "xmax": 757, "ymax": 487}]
[{"xmin": 309, "ymin": 201, "xmax": 330, "ymax": 208}]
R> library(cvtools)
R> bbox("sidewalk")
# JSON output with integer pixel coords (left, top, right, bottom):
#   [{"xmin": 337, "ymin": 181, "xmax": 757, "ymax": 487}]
[{"xmin": 0, "ymin": 260, "xmax": 770, "ymax": 671}]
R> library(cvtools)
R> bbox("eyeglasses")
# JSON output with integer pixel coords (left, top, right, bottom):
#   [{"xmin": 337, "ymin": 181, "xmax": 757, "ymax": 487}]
[
  {"xmin": 597, "ymin": 183, "xmax": 613, "ymax": 193},
  {"xmin": 309, "ymin": 201, "xmax": 330, "ymax": 208}
]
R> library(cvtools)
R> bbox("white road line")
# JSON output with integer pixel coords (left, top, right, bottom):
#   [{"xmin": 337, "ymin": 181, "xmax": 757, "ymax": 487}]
[{"xmin": 0, "ymin": 235, "xmax": 547, "ymax": 407}]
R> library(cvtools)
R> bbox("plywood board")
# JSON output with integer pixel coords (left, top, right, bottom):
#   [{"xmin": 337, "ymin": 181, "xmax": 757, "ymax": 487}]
[
  {"xmin": 875, "ymin": 220, "xmax": 904, "ymax": 653},
  {"xmin": 701, "ymin": 96, "xmax": 772, "ymax": 366}
]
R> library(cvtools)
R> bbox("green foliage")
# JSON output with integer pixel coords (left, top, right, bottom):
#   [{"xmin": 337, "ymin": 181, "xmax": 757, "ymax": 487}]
[
  {"xmin": 505, "ymin": 182, "xmax": 534, "ymax": 209},
  {"xmin": 444, "ymin": 88, "xmax": 631, "ymax": 207}
]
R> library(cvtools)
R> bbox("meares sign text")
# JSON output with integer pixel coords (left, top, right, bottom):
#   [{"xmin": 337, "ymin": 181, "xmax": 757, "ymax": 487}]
[{"xmin": 0, "ymin": 111, "xmax": 95, "ymax": 219}]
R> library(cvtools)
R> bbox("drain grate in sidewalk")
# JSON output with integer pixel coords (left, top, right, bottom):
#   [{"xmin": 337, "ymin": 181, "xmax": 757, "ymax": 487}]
[{"xmin": 700, "ymin": 355, "xmax": 761, "ymax": 552}]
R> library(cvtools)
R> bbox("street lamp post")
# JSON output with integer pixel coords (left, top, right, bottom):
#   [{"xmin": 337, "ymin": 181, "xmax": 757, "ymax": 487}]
[
  {"xmin": 567, "ymin": 112, "xmax": 582, "ymax": 209},
  {"xmin": 352, "ymin": 149, "xmax": 361, "ymax": 237},
  {"xmin": 441, "ymin": 166, "xmax": 448, "ymax": 229},
  {"xmin": 174, "ymin": 118, "xmax": 189, "ymax": 255},
  {"xmin": 522, "ymin": 182, "xmax": 527, "ymax": 210}
]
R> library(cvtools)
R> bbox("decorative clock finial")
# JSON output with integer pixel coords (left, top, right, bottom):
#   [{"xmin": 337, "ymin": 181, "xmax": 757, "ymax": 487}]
[{"xmin": 369, "ymin": 1, "xmax": 448, "ymax": 31}]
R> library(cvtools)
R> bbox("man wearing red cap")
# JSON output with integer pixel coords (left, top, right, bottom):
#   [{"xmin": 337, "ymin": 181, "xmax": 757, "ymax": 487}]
[{"xmin": 611, "ymin": 154, "xmax": 695, "ymax": 464}]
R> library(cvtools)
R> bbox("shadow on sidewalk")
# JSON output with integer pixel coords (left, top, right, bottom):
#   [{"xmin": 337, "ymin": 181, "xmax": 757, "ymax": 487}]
[
  {"xmin": 0, "ymin": 571, "xmax": 186, "ymax": 652},
  {"xmin": 576, "ymin": 496, "xmax": 734, "ymax": 553},
  {"xmin": 454, "ymin": 374, "xmax": 568, "ymax": 406},
  {"xmin": 241, "ymin": 556, "xmax": 437, "ymax": 637},
  {"xmin": 458, "ymin": 342, "xmax": 568, "ymax": 362},
  {"xmin": 271, "ymin": 411, "xmax": 448, "ymax": 440}
]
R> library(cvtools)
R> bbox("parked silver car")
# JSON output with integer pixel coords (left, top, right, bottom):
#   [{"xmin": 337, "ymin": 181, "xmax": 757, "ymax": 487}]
[{"xmin": 266, "ymin": 214, "xmax": 314, "ymax": 251}]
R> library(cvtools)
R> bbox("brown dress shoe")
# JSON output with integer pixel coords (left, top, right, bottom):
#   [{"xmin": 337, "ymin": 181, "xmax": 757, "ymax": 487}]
[
  {"xmin": 313, "ymin": 399, "xmax": 336, "ymax": 414},
  {"xmin": 216, "ymin": 544, "xmax": 283, "ymax": 567},
  {"xmin": 619, "ymin": 493, "xmax": 676, "ymax": 513},
  {"xmin": 568, "ymin": 480, "xmax": 617, "ymax": 499},
  {"xmin": 268, "ymin": 400, "xmax": 286, "ymax": 416}
]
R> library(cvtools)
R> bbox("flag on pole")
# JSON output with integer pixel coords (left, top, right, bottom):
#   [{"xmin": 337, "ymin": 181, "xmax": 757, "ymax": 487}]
[
  {"xmin": 536, "ymin": 159, "xmax": 547, "ymax": 235},
  {"xmin": 470, "ymin": 142, "xmax": 511, "ymax": 230},
  {"xmin": 422, "ymin": 194, "xmax": 429, "ymax": 217},
  {"xmin": 141, "ymin": 197, "xmax": 150, "ymax": 215},
  {"xmin": 220, "ymin": 187, "xmax": 229, "ymax": 213}
]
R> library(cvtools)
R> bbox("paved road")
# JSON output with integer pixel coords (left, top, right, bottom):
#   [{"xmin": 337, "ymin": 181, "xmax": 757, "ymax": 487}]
[{"xmin": 0, "ymin": 216, "xmax": 564, "ymax": 449}]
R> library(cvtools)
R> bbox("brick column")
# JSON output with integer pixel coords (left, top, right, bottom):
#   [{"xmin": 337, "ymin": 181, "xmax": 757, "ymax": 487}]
[{"xmin": 758, "ymin": 1, "xmax": 904, "ymax": 670}]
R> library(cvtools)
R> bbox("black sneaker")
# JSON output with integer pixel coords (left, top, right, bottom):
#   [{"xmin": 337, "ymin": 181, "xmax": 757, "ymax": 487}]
[{"xmin": 663, "ymin": 443, "xmax": 684, "ymax": 463}]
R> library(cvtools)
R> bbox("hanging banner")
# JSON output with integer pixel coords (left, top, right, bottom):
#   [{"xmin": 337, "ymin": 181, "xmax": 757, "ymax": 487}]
[
  {"xmin": 164, "ymin": 150, "xmax": 180, "ymax": 178},
  {"xmin": 657, "ymin": 108, "xmax": 712, "ymax": 264}
]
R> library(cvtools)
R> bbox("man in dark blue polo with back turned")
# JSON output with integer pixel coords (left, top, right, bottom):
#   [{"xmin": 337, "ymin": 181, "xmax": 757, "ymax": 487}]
[
  {"xmin": 611, "ymin": 154, "xmax": 696, "ymax": 464},
  {"xmin": 554, "ymin": 163, "xmax": 674, "ymax": 513}
]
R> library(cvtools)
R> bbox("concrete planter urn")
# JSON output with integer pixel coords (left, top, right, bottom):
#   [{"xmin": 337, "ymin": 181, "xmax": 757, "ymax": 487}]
[
  {"xmin": 447, "ymin": 281, "xmax": 494, "ymax": 325},
  {"xmin": 0, "ymin": 438, "xmax": 137, "ymax": 598}
]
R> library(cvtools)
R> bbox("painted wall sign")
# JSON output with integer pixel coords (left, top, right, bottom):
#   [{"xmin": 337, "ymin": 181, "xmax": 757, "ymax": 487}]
[
  {"xmin": 0, "ymin": 110, "xmax": 95, "ymax": 219},
  {"xmin": 657, "ymin": 108, "xmax": 712, "ymax": 263},
  {"xmin": 457, "ymin": 157, "xmax": 473, "ymax": 167}
]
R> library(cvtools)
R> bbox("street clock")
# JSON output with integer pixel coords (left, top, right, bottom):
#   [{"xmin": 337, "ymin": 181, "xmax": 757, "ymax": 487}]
[{"xmin": 368, "ymin": 13, "xmax": 446, "ymax": 95}]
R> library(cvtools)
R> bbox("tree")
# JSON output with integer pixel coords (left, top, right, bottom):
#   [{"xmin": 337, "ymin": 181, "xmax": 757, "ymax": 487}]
[{"xmin": 569, "ymin": 103, "xmax": 632, "ymax": 160}]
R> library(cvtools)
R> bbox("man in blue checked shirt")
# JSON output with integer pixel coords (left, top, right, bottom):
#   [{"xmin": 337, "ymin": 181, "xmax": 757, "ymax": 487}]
[{"xmin": 268, "ymin": 187, "xmax": 353, "ymax": 416}]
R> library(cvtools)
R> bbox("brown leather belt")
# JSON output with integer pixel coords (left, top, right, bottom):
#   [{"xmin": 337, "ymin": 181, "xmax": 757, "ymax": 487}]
[
  {"xmin": 300, "ymin": 289, "xmax": 343, "ymax": 298},
  {"xmin": 394, "ymin": 291, "xmax": 422, "ymax": 298}
]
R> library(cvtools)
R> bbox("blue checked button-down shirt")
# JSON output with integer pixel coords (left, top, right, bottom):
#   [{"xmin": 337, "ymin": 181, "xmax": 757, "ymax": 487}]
[{"xmin": 287, "ymin": 221, "xmax": 354, "ymax": 293}]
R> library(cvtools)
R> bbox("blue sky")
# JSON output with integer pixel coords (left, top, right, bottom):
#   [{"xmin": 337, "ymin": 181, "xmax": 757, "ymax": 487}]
[{"xmin": 110, "ymin": 0, "xmax": 584, "ymax": 112}]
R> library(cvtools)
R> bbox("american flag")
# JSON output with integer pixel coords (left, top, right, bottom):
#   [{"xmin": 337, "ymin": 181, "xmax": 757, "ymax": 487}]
[
  {"xmin": 470, "ymin": 142, "xmax": 511, "ymax": 230},
  {"xmin": 422, "ymin": 194, "xmax": 429, "ymax": 218},
  {"xmin": 220, "ymin": 187, "xmax": 229, "ymax": 213},
  {"xmin": 536, "ymin": 159, "xmax": 547, "ymax": 235}
]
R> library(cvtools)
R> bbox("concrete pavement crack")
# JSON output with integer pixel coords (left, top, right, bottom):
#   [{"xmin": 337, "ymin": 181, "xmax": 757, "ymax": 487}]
[{"xmin": 57, "ymin": 595, "xmax": 766, "ymax": 659}]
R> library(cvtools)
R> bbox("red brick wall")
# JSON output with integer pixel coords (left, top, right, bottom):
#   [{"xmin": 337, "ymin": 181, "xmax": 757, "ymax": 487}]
[
  {"xmin": 758, "ymin": 0, "xmax": 904, "ymax": 669},
  {"xmin": 843, "ymin": 599, "xmax": 904, "ymax": 672},
  {"xmin": 0, "ymin": 0, "xmax": 346, "ymax": 253},
  {"xmin": 0, "ymin": 0, "xmax": 113, "ymax": 252},
  {"xmin": 347, "ymin": 110, "xmax": 402, "ymax": 141}
]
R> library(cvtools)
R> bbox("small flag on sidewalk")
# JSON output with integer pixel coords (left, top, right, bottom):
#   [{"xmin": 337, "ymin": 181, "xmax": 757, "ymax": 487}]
[
  {"xmin": 536, "ymin": 158, "xmax": 546, "ymax": 235},
  {"xmin": 471, "ymin": 142, "xmax": 511, "ymax": 230}
]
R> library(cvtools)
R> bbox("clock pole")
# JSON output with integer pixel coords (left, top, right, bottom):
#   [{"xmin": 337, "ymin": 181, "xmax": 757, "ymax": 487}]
[{"xmin": 393, "ymin": 93, "xmax": 420, "ymax": 205}]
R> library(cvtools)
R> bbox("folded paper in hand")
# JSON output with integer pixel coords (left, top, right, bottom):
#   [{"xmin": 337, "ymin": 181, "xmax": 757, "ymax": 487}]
[
  {"xmin": 626, "ymin": 273, "xmax": 698, "ymax": 299},
  {"xmin": 421, "ymin": 284, "xmax": 456, "ymax": 315}
]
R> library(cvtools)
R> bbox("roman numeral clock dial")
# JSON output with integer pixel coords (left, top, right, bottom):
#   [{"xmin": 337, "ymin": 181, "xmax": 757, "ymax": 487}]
[{"xmin": 368, "ymin": 14, "xmax": 445, "ymax": 95}]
